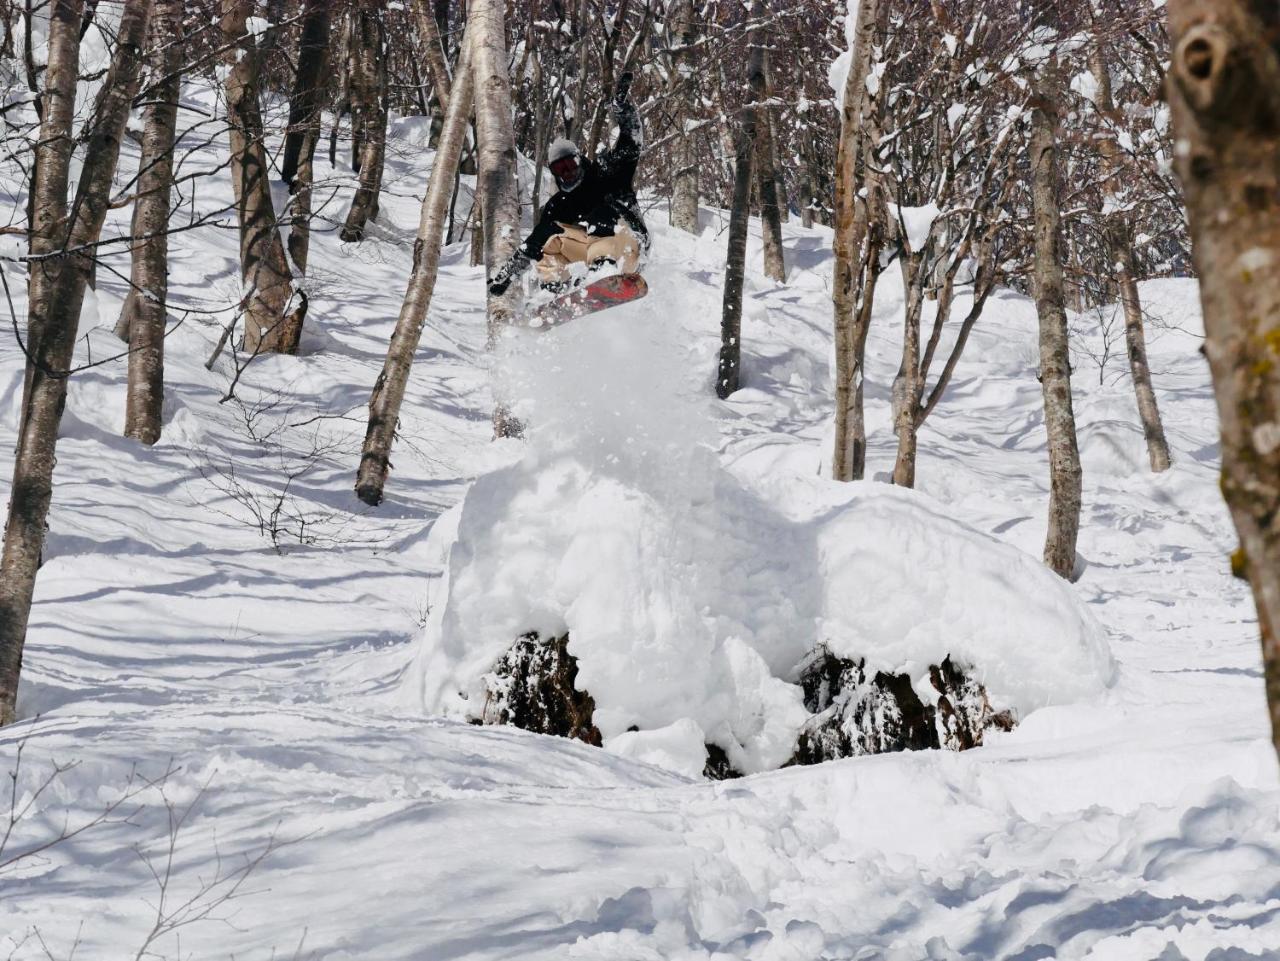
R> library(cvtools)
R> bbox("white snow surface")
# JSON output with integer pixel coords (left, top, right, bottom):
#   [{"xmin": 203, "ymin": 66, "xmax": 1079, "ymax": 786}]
[
  {"xmin": 1, "ymin": 81, "xmax": 1278, "ymax": 960},
  {"xmin": 410, "ymin": 296, "xmax": 1114, "ymax": 774}
]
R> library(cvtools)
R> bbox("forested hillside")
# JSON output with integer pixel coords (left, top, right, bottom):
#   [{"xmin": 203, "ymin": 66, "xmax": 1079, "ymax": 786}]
[{"xmin": 2, "ymin": 1, "xmax": 1279, "ymax": 958}]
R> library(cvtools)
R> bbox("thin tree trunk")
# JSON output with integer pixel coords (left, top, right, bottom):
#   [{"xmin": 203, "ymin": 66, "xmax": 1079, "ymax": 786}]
[
  {"xmin": 1167, "ymin": 0, "xmax": 1280, "ymax": 759},
  {"xmin": 120, "ymin": 0, "xmax": 182, "ymax": 445},
  {"xmin": 280, "ymin": 0, "xmax": 331, "ymax": 187},
  {"xmin": 341, "ymin": 0, "xmax": 388, "ymax": 242},
  {"xmin": 283, "ymin": 1, "xmax": 330, "ymax": 279},
  {"xmin": 717, "ymin": 120, "xmax": 754, "ymax": 400},
  {"xmin": 891, "ymin": 253, "xmax": 926, "ymax": 487},
  {"xmin": 1, "ymin": 0, "xmax": 153, "ymax": 727},
  {"xmin": 357, "ymin": 24, "xmax": 476, "ymax": 507},
  {"xmin": 221, "ymin": 0, "xmax": 301, "ymax": 354},
  {"xmin": 717, "ymin": 1, "xmax": 770, "ymax": 400},
  {"xmin": 1089, "ymin": 44, "xmax": 1171, "ymax": 473},
  {"xmin": 412, "ymin": 0, "xmax": 452, "ymax": 116},
  {"xmin": 756, "ymin": 97, "xmax": 786, "ymax": 281},
  {"xmin": 1029, "ymin": 73, "xmax": 1082, "ymax": 581},
  {"xmin": 831, "ymin": 0, "xmax": 879, "ymax": 481}
]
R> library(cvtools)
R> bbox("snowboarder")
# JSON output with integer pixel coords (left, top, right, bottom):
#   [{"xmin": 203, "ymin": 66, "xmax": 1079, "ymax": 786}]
[{"xmin": 487, "ymin": 73, "xmax": 649, "ymax": 299}]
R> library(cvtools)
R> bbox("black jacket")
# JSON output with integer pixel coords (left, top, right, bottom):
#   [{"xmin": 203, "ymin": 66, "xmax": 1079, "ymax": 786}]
[{"xmin": 518, "ymin": 106, "xmax": 649, "ymax": 262}]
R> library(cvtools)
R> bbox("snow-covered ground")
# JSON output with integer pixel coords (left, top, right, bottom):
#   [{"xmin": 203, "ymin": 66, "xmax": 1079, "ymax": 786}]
[{"xmin": 2, "ymin": 83, "xmax": 1279, "ymax": 960}]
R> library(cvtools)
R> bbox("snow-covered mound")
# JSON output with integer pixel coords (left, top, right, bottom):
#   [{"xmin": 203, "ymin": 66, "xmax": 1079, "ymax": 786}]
[{"xmin": 405, "ymin": 290, "xmax": 1115, "ymax": 776}]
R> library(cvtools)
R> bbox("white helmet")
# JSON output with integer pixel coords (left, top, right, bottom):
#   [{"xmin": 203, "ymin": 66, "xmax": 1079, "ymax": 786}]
[{"xmin": 547, "ymin": 138, "xmax": 584, "ymax": 191}]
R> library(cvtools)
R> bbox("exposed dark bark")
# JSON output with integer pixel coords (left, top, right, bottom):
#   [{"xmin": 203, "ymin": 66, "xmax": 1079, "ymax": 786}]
[
  {"xmin": 280, "ymin": 0, "xmax": 331, "ymax": 188},
  {"xmin": 1, "ymin": 0, "xmax": 152, "ymax": 727},
  {"xmin": 1167, "ymin": 0, "xmax": 1280, "ymax": 758}
]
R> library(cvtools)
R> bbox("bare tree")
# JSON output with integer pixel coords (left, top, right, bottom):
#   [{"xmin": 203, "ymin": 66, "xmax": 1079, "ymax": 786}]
[
  {"xmin": 1088, "ymin": 41, "xmax": 1171, "ymax": 473},
  {"xmin": 471, "ymin": 0, "xmax": 522, "ymax": 435},
  {"xmin": 412, "ymin": 0, "xmax": 452, "ymax": 115},
  {"xmin": 754, "ymin": 14, "xmax": 786, "ymax": 284},
  {"xmin": 0, "ymin": 0, "xmax": 154, "ymax": 727},
  {"xmin": 357, "ymin": 22, "xmax": 477, "ymax": 507},
  {"xmin": 18, "ymin": 0, "xmax": 83, "ymax": 454},
  {"xmin": 1029, "ymin": 67, "xmax": 1082, "ymax": 580},
  {"xmin": 1166, "ymin": 0, "xmax": 1280, "ymax": 758},
  {"xmin": 831, "ymin": 0, "xmax": 881, "ymax": 481},
  {"xmin": 716, "ymin": 0, "xmax": 769, "ymax": 400},
  {"xmin": 118, "ymin": 0, "xmax": 184, "ymax": 445},
  {"xmin": 340, "ymin": 0, "xmax": 389, "ymax": 243},
  {"xmin": 221, "ymin": 0, "xmax": 303, "ymax": 354},
  {"xmin": 666, "ymin": 0, "xmax": 699, "ymax": 234}
]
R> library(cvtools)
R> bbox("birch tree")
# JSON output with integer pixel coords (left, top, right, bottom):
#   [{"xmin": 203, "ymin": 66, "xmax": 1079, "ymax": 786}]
[
  {"xmin": 357, "ymin": 24, "xmax": 476, "ymax": 506},
  {"xmin": 1029, "ymin": 67, "xmax": 1083, "ymax": 581},
  {"xmin": 831, "ymin": 0, "xmax": 880, "ymax": 480},
  {"xmin": 1166, "ymin": 0, "xmax": 1280, "ymax": 758},
  {"xmin": 119, "ymin": 0, "xmax": 183, "ymax": 445},
  {"xmin": 470, "ymin": 0, "xmax": 519, "ymax": 335},
  {"xmin": 340, "ymin": 0, "xmax": 389, "ymax": 243},
  {"xmin": 1, "ymin": 0, "xmax": 153, "ymax": 726},
  {"xmin": 221, "ymin": 0, "xmax": 302, "ymax": 354},
  {"xmin": 1088, "ymin": 41, "xmax": 1172, "ymax": 473},
  {"xmin": 716, "ymin": 0, "xmax": 769, "ymax": 400}
]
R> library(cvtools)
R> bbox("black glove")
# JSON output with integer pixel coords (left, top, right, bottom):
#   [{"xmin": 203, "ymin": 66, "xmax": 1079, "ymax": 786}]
[
  {"xmin": 487, "ymin": 249, "xmax": 530, "ymax": 297},
  {"xmin": 614, "ymin": 72, "xmax": 633, "ymax": 107}
]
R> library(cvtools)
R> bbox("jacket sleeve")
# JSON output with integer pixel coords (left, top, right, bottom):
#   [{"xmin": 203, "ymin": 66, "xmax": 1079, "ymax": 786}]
[{"xmin": 597, "ymin": 100, "xmax": 642, "ymax": 190}]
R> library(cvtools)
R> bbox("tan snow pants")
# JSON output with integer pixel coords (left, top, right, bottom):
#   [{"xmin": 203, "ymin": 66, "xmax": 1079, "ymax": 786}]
[{"xmin": 536, "ymin": 222, "xmax": 641, "ymax": 282}]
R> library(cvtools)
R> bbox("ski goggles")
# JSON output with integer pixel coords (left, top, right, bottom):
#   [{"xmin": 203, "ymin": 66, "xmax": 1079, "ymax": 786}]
[{"xmin": 550, "ymin": 154, "xmax": 581, "ymax": 182}]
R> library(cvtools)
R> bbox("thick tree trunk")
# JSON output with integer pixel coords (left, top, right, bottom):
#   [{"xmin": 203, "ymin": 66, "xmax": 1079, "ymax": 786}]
[
  {"xmin": 471, "ymin": 0, "xmax": 520, "ymax": 342},
  {"xmin": 356, "ymin": 25, "xmax": 476, "ymax": 507},
  {"xmin": 120, "ymin": 0, "xmax": 183, "ymax": 445},
  {"xmin": 0, "ymin": 0, "xmax": 152, "ymax": 727},
  {"xmin": 1089, "ymin": 44, "xmax": 1172, "ymax": 473},
  {"xmin": 471, "ymin": 0, "xmax": 522, "ymax": 436},
  {"xmin": 341, "ymin": 0, "xmax": 388, "ymax": 243},
  {"xmin": 1167, "ymin": 0, "xmax": 1280, "ymax": 759},
  {"xmin": 1029, "ymin": 75, "xmax": 1082, "ymax": 581},
  {"xmin": 20, "ymin": 0, "xmax": 83, "ymax": 447},
  {"xmin": 667, "ymin": 0, "xmax": 699, "ymax": 234},
  {"xmin": 831, "ymin": 0, "xmax": 879, "ymax": 482},
  {"xmin": 221, "ymin": 0, "xmax": 300, "ymax": 354},
  {"xmin": 280, "ymin": 0, "xmax": 331, "ymax": 188}
]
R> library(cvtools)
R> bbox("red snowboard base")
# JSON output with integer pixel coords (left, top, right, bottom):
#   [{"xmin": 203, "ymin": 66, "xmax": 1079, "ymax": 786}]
[{"xmin": 526, "ymin": 273, "xmax": 649, "ymax": 329}]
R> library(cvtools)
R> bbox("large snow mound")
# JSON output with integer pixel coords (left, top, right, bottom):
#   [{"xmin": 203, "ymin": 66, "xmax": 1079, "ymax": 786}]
[{"xmin": 404, "ymin": 288, "xmax": 1115, "ymax": 776}]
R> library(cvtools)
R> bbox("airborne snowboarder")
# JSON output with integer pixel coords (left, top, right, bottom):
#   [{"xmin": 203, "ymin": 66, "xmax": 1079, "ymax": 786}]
[{"xmin": 487, "ymin": 73, "xmax": 649, "ymax": 310}]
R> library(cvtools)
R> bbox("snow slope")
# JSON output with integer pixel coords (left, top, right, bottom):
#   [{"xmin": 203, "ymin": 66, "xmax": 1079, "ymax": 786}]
[{"xmin": 2, "ymin": 83, "xmax": 1279, "ymax": 960}]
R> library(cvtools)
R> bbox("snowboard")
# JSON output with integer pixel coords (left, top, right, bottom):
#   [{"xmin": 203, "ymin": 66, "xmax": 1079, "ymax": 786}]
[{"xmin": 526, "ymin": 273, "xmax": 649, "ymax": 329}]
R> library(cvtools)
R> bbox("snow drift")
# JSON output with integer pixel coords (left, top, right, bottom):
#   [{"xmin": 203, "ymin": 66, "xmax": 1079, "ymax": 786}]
[{"xmin": 404, "ymin": 272, "xmax": 1115, "ymax": 776}]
